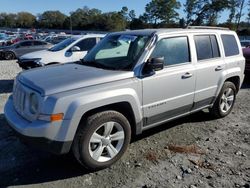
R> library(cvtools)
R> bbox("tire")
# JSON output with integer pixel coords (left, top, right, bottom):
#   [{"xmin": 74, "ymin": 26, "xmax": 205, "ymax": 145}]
[
  {"xmin": 5, "ymin": 51, "xmax": 16, "ymax": 60},
  {"xmin": 72, "ymin": 110, "xmax": 131, "ymax": 170},
  {"xmin": 209, "ymin": 81, "xmax": 237, "ymax": 118}
]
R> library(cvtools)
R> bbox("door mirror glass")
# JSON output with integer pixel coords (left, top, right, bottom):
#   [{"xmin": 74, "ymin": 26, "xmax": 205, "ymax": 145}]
[
  {"xmin": 148, "ymin": 57, "xmax": 164, "ymax": 71},
  {"xmin": 71, "ymin": 46, "xmax": 81, "ymax": 52}
]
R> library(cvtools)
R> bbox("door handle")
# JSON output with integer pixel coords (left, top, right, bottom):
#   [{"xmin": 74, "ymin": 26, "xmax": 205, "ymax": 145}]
[
  {"xmin": 215, "ymin": 66, "xmax": 223, "ymax": 71},
  {"xmin": 182, "ymin": 72, "xmax": 193, "ymax": 79}
]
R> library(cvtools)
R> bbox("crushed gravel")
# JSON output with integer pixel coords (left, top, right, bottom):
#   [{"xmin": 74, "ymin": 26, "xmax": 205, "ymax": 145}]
[{"xmin": 0, "ymin": 60, "xmax": 249, "ymax": 188}]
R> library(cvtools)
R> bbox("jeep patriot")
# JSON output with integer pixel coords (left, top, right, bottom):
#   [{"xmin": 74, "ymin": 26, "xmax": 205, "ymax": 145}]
[{"xmin": 4, "ymin": 27, "xmax": 245, "ymax": 170}]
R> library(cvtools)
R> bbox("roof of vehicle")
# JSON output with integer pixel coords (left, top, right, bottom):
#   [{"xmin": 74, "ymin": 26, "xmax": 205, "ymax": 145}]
[
  {"xmin": 17, "ymin": 40, "xmax": 48, "ymax": 43},
  {"xmin": 111, "ymin": 27, "xmax": 235, "ymax": 36},
  {"xmin": 71, "ymin": 33, "xmax": 106, "ymax": 40}
]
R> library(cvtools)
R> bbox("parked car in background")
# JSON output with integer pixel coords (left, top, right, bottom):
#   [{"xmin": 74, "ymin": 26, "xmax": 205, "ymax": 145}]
[
  {"xmin": 17, "ymin": 34, "xmax": 105, "ymax": 69},
  {"xmin": 240, "ymin": 40, "xmax": 250, "ymax": 48},
  {"xmin": 242, "ymin": 47, "xmax": 250, "ymax": 73},
  {"xmin": 0, "ymin": 33, "xmax": 11, "ymax": 46},
  {"xmin": 43, "ymin": 35, "xmax": 70, "ymax": 44},
  {"xmin": 0, "ymin": 40, "xmax": 52, "ymax": 60}
]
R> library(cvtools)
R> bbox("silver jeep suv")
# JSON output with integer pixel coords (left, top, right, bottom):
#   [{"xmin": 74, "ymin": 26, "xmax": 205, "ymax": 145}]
[{"xmin": 4, "ymin": 27, "xmax": 245, "ymax": 170}]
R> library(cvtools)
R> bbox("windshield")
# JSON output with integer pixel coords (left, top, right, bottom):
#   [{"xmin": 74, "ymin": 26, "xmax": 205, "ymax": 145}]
[
  {"xmin": 82, "ymin": 34, "xmax": 151, "ymax": 70},
  {"xmin": 48, "ymin": 37, "xmax": 76, "ymax": 52}
]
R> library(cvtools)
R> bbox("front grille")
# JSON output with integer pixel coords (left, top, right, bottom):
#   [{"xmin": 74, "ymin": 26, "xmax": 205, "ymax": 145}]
[
  {"xmin": 17, "ymin": 59, "xmax": 41, "ymax": 69},
  {"xmin": 13, "ymin": 81, "xmax": 27, "ymax": 118}
]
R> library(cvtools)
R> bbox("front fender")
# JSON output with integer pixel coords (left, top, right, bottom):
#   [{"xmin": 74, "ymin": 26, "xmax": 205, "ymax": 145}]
[{"xmin": 62, "ymin": 88, "xmax": 142, "ymax": 141}]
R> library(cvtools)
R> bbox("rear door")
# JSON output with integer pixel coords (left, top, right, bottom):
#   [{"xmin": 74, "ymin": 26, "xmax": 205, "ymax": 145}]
[
  {"xmin": 192, "ymin": 34, "xmax": 225, "ymax": 109},
  {"xmin": 142, "ymin": 35, "xmax": 196, "ymax": 127}
]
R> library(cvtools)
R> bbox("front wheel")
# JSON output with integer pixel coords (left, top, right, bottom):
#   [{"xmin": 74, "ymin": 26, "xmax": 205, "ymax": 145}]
[
  {"xmin": 209, "ymin": 81, "xmax": 237, "ymax": 118},
  {"xmin": 72, "ymin": 111, "xmax": 131, "ymax": 170}
]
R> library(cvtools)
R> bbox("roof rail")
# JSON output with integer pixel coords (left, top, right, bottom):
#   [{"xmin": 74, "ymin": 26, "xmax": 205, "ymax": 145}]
[{"xmin": 186, "ymin": 26, "xmax": 230, "ymax": 30}]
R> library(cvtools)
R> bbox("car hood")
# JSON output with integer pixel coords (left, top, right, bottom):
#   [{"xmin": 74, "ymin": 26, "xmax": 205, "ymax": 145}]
[
  {"xmin": 18, "ymin": 63, "xmax": 134, "ymax": 96},
  {"xmin": 20, "ymin": 50, "xmax": 50, "ymax": 59}
]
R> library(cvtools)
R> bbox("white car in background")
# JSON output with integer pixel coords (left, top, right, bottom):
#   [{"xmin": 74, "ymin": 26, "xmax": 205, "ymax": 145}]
[{"xmin": 17, "ymin": 34, "xmax": 105, "ymax": 69}]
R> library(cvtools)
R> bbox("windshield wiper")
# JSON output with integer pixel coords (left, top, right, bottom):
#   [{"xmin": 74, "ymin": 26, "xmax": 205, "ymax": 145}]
[{"xmin": 80, "ymin": 59, "xmax": 115, "ymax": 70}]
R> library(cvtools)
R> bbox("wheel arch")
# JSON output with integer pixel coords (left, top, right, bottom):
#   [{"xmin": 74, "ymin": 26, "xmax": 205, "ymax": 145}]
[
  {"xmin": 225, "ymin": 76, "xmax": 240, "ymax": 93},
  {"xmin": 4, "ymin": 50, "xmax": 16, "ymax": 59},
  {"xmin": 78, "ymin": 102, "xmax": 137, "ymax": 136}
]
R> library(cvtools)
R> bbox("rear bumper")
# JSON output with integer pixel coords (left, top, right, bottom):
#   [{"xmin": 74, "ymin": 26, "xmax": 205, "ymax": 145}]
[{"xmin": 4, "ymin": 96, "xmax": 72, "ymax": 154}]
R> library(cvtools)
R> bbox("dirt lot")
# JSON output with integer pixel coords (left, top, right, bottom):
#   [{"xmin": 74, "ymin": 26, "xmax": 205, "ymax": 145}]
[{"xmin": 0, "ymin": 60, "xmax": 249, "ymax": 188}]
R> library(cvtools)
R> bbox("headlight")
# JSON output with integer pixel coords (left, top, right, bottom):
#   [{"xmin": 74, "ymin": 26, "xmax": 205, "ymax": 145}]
[
  {"xmin": 29, "ymin": 93, "xmax": 39, "ymax": 114},
  {"xmin": 34, "ymin": 58, "xmax": 44, "ymax": 66}
]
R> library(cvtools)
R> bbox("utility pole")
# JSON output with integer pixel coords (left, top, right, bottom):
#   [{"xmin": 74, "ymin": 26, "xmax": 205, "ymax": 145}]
[
  {"xmin": 237, "ymin": 0, "xmax": 246, "ymax": 30},
  {"xmin": 70, "ymin": 13, "xmax": 73, "ymax": 35}
]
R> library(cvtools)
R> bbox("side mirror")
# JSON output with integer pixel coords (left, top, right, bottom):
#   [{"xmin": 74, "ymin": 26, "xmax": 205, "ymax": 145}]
[
  {"xmin": 147, "ymin": 57, "xmax": 164, "ymax": 71},
  {"xmin": 71, "ymin": 46, "xmax": 81, "ymax": 52}
]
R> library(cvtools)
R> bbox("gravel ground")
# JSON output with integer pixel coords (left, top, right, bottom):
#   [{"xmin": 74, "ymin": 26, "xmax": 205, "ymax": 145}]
[{"xmin": 0, "ymin": 60, "xmax": 249, "ymax": 188}]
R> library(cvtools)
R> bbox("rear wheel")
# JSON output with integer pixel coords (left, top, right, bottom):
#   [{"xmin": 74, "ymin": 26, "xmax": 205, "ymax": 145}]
[
  {"xmin": 4, "ymin": 51, "xmax": 16, "ymax": 60},
  {"xmin": 72, "ymin": 111, "xmax": 131, "ymax": 170},
  {"xmin": 209, "ymin": 81, "xmax": 236, "ymax": 118}
]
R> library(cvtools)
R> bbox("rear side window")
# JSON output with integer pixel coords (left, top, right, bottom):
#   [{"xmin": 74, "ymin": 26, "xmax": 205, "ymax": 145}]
[
  {"xmin": 194, "ymin": 35, "xmax": 220, "ymax": 61},
  {"xmin": 33, "ymin": 41, "xmax": 47, "ymax": 46},
  {"xmin": 20, "ymin": 41, "xmax": 33, "ymax": 47},
  {"xmin": 150, "ymin": 36, "xmax": 190, "ymax": 66},
  {"xmin": 210, "ymin": 35, "xmax": 220, "ymax": 58},
  {"xmin": 221, "ymin": 34, "xmax": 239, "ymax": 57}
]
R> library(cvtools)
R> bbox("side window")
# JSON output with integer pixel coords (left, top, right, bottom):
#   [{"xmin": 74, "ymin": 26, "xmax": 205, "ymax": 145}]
[
  {"xmin": 33, "ymin": 41, "xmax": 44, "ymax": 46},
  {"xmin": 210, "ymin": 35, "xmax": 220, "ymax": 58},
  {"xmin": 221, "ymin": 34, "xmax": 239, "ymax": 57},
  {"xmin": 150, "ymin": 36, "xmax": 190, "ymax": 66},
  {"xmin": 20, "ymin": 41, "xmax": 33, "ymax": 47},
  {"xmin": 75, "ymin": 38, "xmax": 97, "ymax": 51},
  {"xmin": 194, "ymin": 35, "xmax": 220, "ymax": 61}
]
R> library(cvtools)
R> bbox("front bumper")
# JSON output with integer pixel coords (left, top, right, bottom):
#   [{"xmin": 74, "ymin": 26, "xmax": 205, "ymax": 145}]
[
  {"xmin": 4, "ymin": 96, "xmax": 72, "ymax": 154},
  {"xmin": 17, "ymin": 58, "xmax": 42, "ymax": 70}
]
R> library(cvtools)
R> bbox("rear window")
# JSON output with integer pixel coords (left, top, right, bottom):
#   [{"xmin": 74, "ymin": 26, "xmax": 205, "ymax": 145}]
[
  {"xmin": 194, "ymin": 35, "xmax": 220, "ymax": 61},
  {"xmin": 221, "ymin": 34, "xmax": 239, "ymax": 57}
]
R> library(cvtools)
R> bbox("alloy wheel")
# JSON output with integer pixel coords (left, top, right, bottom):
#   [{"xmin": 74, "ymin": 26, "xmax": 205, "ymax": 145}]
[
  {"xmin": 220, "ymin": 88, "xmax": 235, "ymax": 113},
  {"xmin": 88, "ymin": 121, "xmax": 125, "ymax": 162}
]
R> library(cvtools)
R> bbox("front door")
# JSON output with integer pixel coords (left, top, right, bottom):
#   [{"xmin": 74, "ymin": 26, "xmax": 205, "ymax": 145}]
[{"xmin": 142, "ymin": 36, "xmax": 196, "ymax": 127}]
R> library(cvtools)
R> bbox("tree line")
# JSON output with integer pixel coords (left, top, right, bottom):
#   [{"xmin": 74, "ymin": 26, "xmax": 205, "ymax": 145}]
[{"xmin": 0, "ymin": 0, "xmax": 250, "ymax": 31}]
